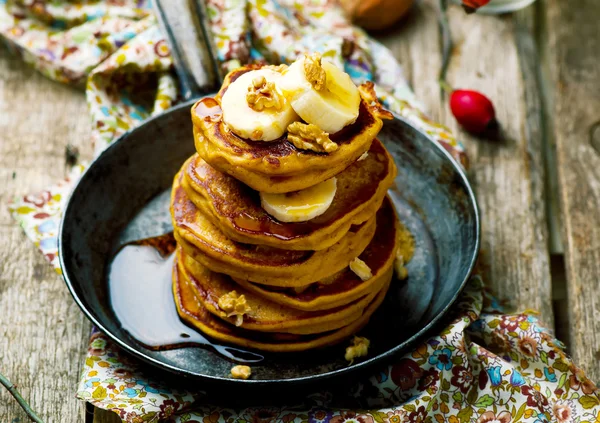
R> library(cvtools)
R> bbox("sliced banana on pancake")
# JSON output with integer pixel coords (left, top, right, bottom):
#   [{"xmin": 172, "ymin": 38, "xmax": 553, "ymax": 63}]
[
  {"xmin": 279, "ymin": 54, "xmax": 360, "ymax": 134},
  {"xmin": 260, "ymin": 177, "xmax": 337, "ymax": 223},
  {"xmin": 221, "ymin": 69, "xmax": 298, "ymax": 141}
]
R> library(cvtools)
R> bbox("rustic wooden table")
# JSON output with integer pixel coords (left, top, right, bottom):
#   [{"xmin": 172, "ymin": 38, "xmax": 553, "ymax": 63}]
[{"xmin": 0, "ymin": 0, "xmax": 598, "ymax": 421}]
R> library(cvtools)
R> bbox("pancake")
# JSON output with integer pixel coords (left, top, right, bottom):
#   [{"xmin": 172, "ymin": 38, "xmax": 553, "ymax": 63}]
[
  {"xmin": 234, "ymin": 196, "xmax": 402, "ymax": 311},
  {"xmin": 178, "ymin": 249, "xmax": 378, "ymax": 334},
  {"xmin": 191, "ymin": 65, "xmax": 384, "ymax": 194},
  {"xmin": 172, "ymin": 171, "xmax": 377, "ymax": 287},
  {"xmin": 181, "ymin": 138, "xmax": 396, "ymax": 251},
  {"xmin": 173, "ymin": 257, "xmax": 391, "ymax": 352}
]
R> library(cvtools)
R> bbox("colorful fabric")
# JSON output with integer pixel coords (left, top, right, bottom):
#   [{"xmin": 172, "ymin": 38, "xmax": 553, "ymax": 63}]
[{"xmin": 2, "ymin": 1, "xmax": 598, "ymax": 422}]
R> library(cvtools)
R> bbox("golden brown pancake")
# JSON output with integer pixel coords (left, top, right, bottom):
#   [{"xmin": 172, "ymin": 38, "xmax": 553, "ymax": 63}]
[
  {"xmin": 171, "ymin": 171, "xmax": 376, "ymax": 287},
  {"xmin": 233, "ymin": 196, "xmax": 406, "ymax": 311},
  {"xmin": 173, "ymin": 258, "xmax": 391, "ymax": 352},
  {"xmin": 178, "ymin": 249, "xmax": 378, "ymax": 334},
  {"xmin": 181, "ymin": 138, "xmax": 396, "ymax": 251},
  {"xmin": 191, "ymin": 65, "xmax": 384, "ymax": 194}
]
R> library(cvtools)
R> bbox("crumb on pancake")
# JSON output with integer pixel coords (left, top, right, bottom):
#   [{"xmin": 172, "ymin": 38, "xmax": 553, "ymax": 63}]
[
  {"xmin": 345, "ymin": 336, "xmax": 370, "ymax": 364},
  {"xmin": 349, "ymin": 257, "xmax": 372, "ymax": 281},
  {"xmin": 358, "ymin": 151, "xmax": 369, "ymax": 161},
  {"xmin": 304, "ymin": 53, "xmax": 326, "ymax": 91},
  {"xmin": 231, "ymin": 365, "xmax": 252, "ymax": 379},
  {"xmin": 397, "ymin": 223, "xmax": 415, "ymax": 261},
  {"xmin": 394, "ymin": 250, "xmax": 408, "ymax": 280},
  {"xmin": 218, "ymin": 291, "xmax": 251, "ymax": 327},
  {"xmin": 287, "ymin": 122, "xmax": 338, "ymax": 153},
  {"xmin": 246, "ymin": 75, "xmax": 284, "ymax": 112}
]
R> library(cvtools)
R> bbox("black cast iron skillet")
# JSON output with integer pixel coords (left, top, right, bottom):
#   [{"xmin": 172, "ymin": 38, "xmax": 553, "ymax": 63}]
[{"xmin": 58, "ymin": 0, "xmax": 480, "ymax": 391}]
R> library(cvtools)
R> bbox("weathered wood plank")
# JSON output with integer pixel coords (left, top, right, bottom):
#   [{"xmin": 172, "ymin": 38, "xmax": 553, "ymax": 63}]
[
  {"xmin": 0, "ymin": 47, "xmax": 91, "ymax": 422},
  {"xmin": 378, "ymin": 1, "xmax": 554, "ymax": 325},
  {"xmin": 546, "ymin": 0, "xmax": 600, "ymax": 382}
]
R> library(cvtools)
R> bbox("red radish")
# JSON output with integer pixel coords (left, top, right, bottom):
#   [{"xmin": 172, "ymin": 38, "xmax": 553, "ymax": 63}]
[
  {"xmin": 449, "ymin": 89, "xmax": 497, "ymax": 134},
  {"xmin": 461, "ymin": 0, "xmax": 492, "ymax": 13},
  {"xmin": 438, "ymin": 2, "xmax": 497, "ymax": 135}
]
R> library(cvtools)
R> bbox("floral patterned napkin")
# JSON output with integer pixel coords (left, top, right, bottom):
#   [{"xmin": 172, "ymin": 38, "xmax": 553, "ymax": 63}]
[{"xmin": 2, "ymin": 1, "xmax": 599, "ymax": 422}]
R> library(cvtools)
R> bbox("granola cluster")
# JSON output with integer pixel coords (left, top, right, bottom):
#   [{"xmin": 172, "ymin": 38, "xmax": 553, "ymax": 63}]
[
  {"xmin": 287, "ymin": 122, "xmax": 339, "ymax": 153},
  {"xmin": 246, "ymin": 75, "xmax": 284, "ymax": 112}
]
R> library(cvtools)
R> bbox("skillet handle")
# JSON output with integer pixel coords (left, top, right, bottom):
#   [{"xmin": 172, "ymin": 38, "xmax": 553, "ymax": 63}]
[{"xmin": 153, "ymin": 0, "xmax": 222, "ymax": 99}]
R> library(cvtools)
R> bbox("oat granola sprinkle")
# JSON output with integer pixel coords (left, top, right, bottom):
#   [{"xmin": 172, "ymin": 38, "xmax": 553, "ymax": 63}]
[
  {"xmin": 287, "ymin": 121, "xmax": 338, "ymax": 153},
  {"xmin": 246, "ymin": 75, "xmax": 284, "ymax": 112}
]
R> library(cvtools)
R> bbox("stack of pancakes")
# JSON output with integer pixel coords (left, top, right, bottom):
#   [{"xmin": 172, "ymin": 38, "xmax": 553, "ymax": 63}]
[{"xmin": 170, "ymin": 65, "xmax": 412, "ymax": 353}]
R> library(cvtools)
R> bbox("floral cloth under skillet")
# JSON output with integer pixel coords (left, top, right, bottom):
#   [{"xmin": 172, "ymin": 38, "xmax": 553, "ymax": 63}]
[{"xmin": 2, "ymin": 0, "xmax": 599, "ymax": 422}]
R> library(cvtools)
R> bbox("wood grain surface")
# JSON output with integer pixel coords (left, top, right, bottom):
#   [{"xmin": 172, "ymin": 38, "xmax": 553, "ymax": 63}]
[
  {"xmin": 0, "ymin": 47, "xmax": 92, "ymax": 422},
  {"xmin": 546, "ymin": 0, "xmax": 600, "ymax": 382},
  {"xmin": 378, "ymin": 1, "xmax": 554, "ymax": 325}
]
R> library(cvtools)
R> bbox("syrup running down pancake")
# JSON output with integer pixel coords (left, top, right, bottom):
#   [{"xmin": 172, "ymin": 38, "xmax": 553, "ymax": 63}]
[
  {"xmin": 173, "ymin": 256, "xmax": 391, "ymax": 353},
  {"xmin": 172, "ymin": 171, "xmax": 377, "ymax": 287},
  {"xmin": 182, "ymin": 138, "xmax": 396, "ymax": 250},
  {"xmin": 178, "ymin": 249, "xmax": 380, "ymax": 334},
  {"xmin": 233, "ymin": 197, "xmax": 409, "ymax": 311}
]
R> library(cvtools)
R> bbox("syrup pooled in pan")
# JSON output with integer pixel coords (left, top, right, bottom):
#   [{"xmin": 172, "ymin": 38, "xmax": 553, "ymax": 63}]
[{"xmin": 108, "ymin": 232, "xmax": 263, "ymax": 364}]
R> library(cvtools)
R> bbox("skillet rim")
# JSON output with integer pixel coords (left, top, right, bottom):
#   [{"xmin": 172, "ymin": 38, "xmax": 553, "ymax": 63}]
[{"xmin": 58, "ymin": 98, "xmax": 481, "ymax": 387}]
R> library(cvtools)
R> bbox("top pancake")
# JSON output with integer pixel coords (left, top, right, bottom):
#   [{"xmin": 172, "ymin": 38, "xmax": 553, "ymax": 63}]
[
  {"xmin": 191, "ymin": 65, "xmax": 384, "ymax": 193},
  {"xmin": 182, "ymin": 138, "xmax": 396, "ymax": 251}
]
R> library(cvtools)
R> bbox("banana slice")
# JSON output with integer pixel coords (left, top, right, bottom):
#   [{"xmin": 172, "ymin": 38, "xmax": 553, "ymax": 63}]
[
  {"xmin": 260, "ymin": 177, "xmax": 337, "ymax": 223},
  {"xmin": 221, "ymin": 69, "xmax": 299, "ymax": 141},
  {"xmin": 279, "ymin": 55, "xmax": 361, "ymax": 134}
]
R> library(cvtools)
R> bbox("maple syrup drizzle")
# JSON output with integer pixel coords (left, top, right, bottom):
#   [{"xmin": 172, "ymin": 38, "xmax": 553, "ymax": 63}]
[{"xmin": 108, "ymin": 233, "xmax": 263, "ymax": 363}]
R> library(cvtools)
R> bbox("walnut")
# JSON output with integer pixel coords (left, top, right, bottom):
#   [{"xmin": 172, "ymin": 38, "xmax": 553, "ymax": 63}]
[
  {"xmin": 265, "ymin": 64, "xmax": 288, "ymax": 73},
  {"xmin": 358, "ymin": 81, "xmax": 393, "ymax": 120},
  {"xmin": 349, "ymin": 257, "xmax": 372, "ymax": 281},
  {"xmin": 304, "ymin": 53, "xmax": 326, "ymax": 91},
  {"xmin": 218, "ymin": 290, "xmax": 251, "ymax": 327},
  {"xmin": 287, "ymin": 122, "xmax": 338, "ymax": 153},
  {"xmin": 230, "ymin": 365, "xmax": 252, "ymax": 380},
  {"xmin": 246, "ymin": 75, "xmax": 284, "ymax": 112},
  {"xmin": 345, "ymin": 336, "xmax": 370, "ymax": 364},
  {"xmin": 394, "ymin": 249, "xmax": 408, "ymax": 280}
]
